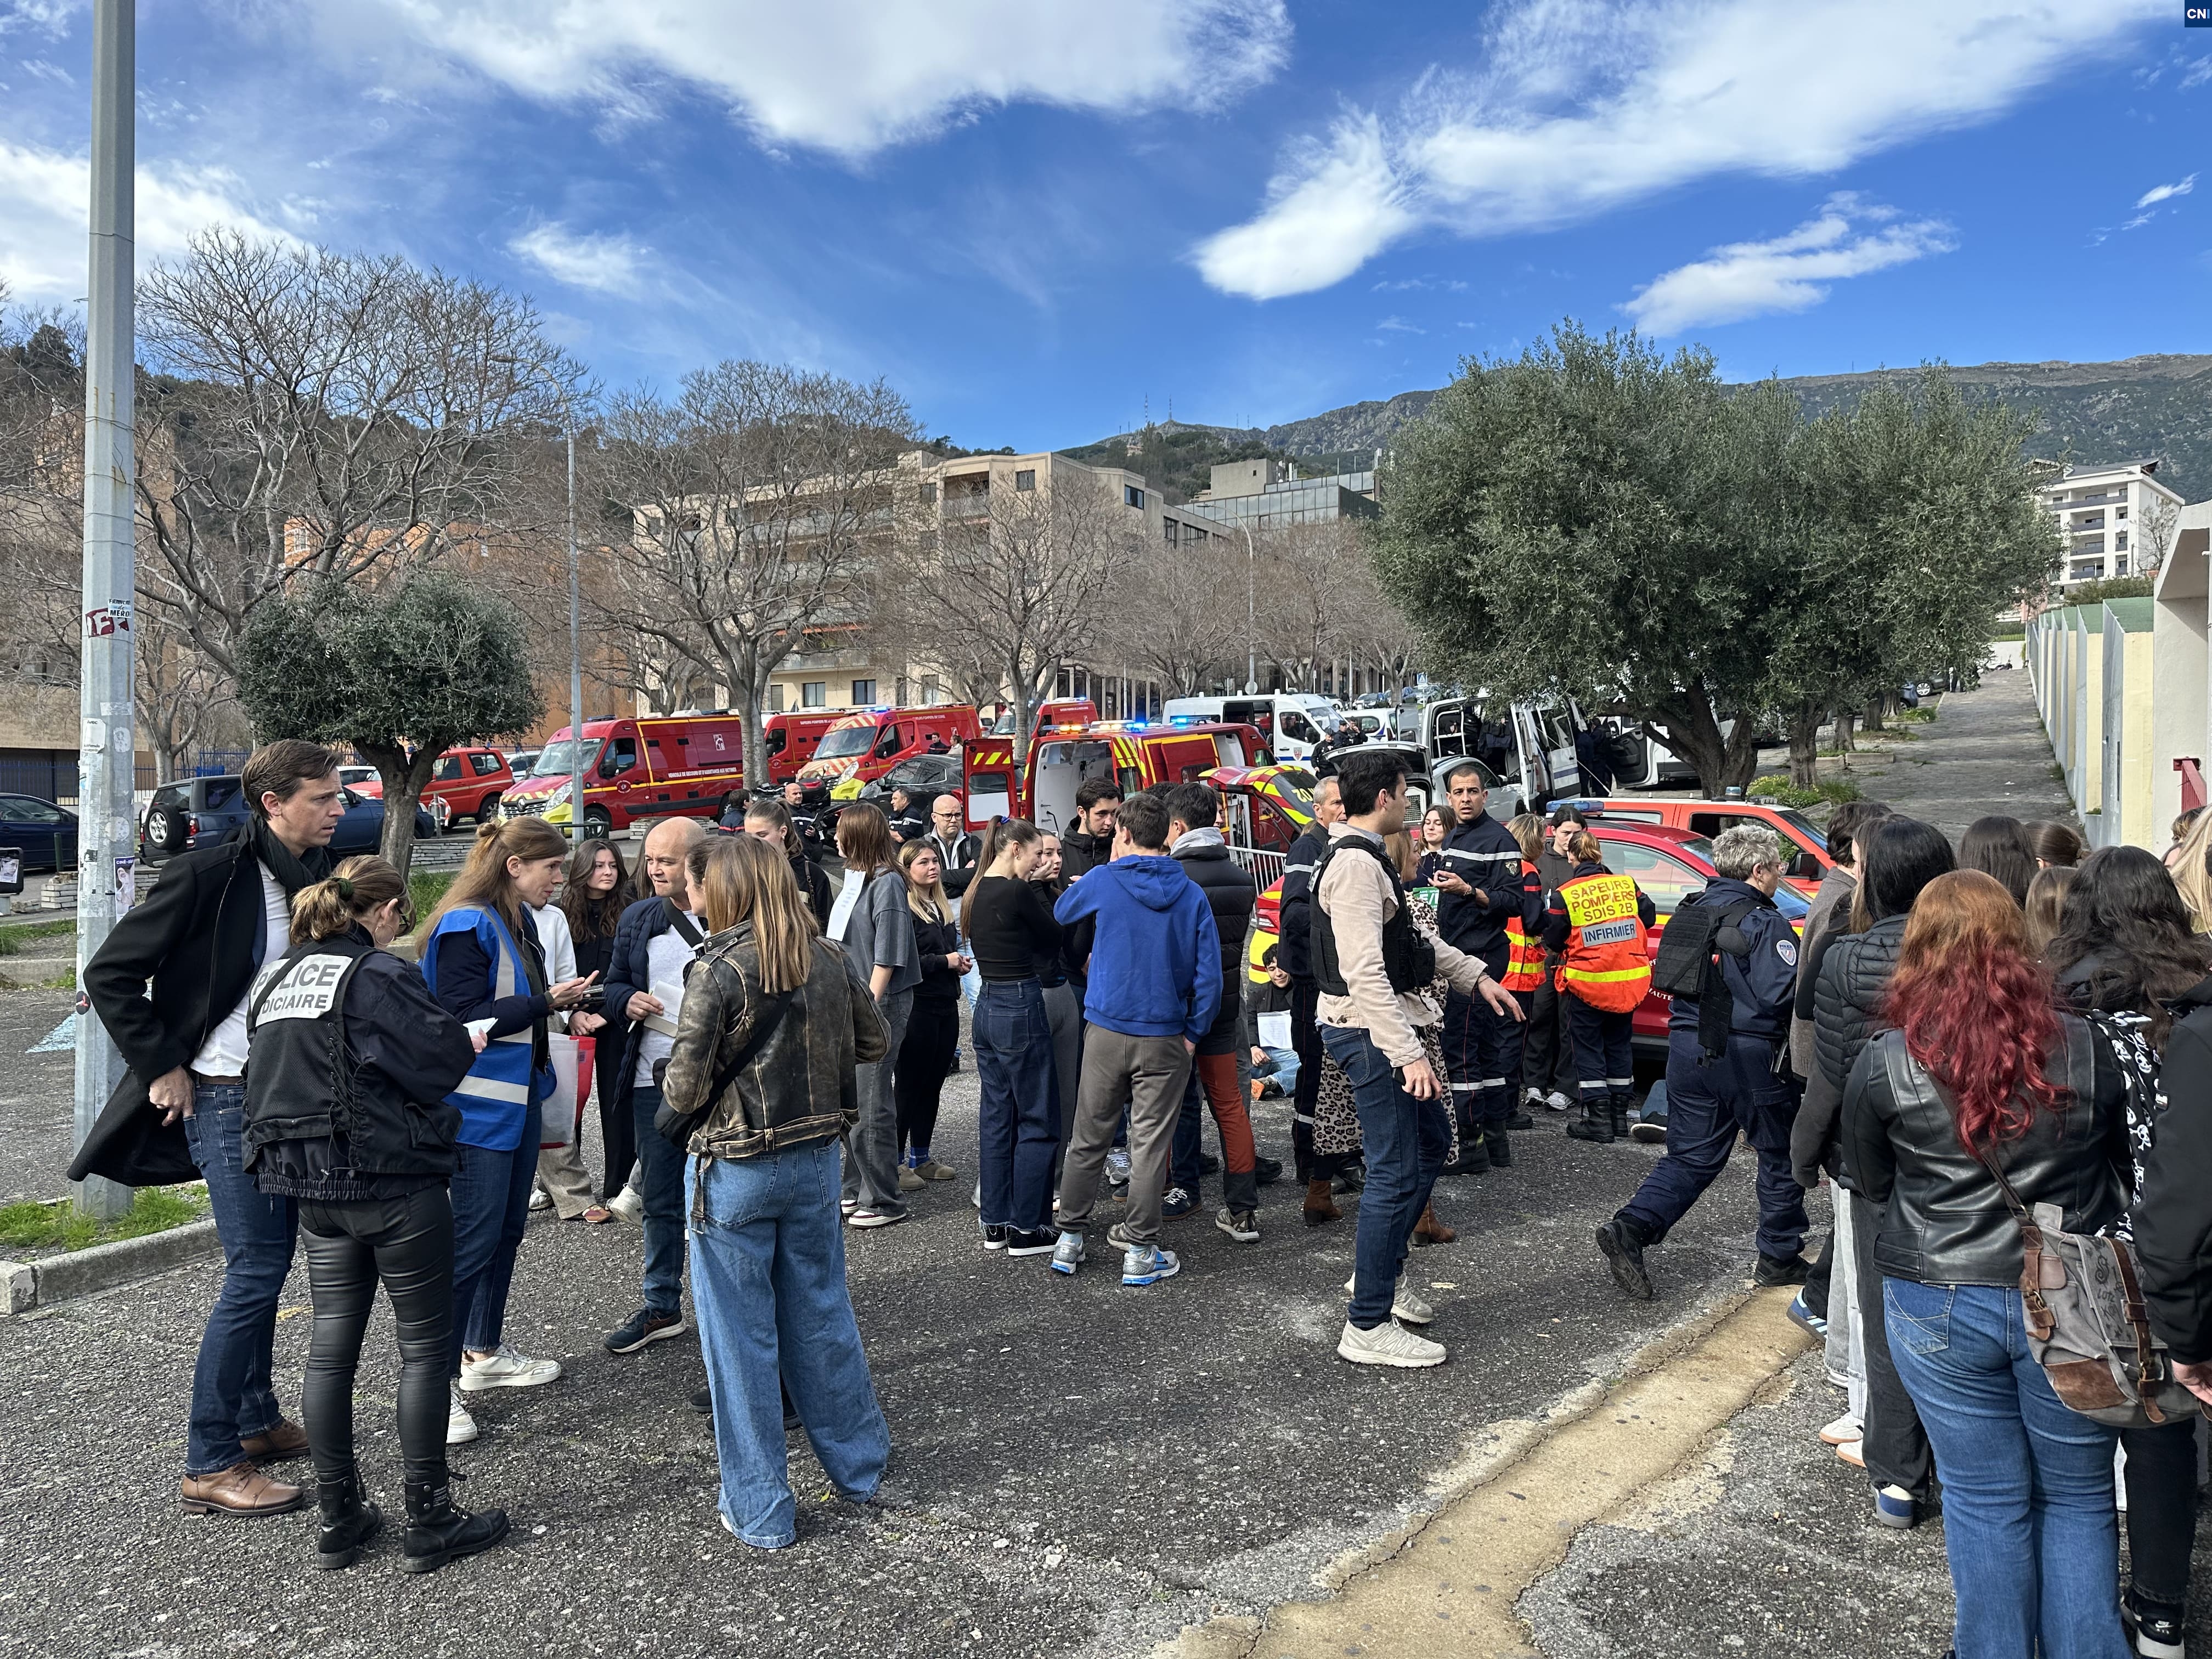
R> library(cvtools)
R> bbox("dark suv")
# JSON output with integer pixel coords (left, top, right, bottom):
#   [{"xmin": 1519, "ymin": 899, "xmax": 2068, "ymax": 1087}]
[{"xmin": 139, "ymin": 776, "xmax": 436, "ymax": 864}]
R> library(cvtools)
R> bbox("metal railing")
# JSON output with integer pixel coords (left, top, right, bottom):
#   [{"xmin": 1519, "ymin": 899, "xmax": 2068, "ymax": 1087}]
[{"xmin": 1228, "ymin": 845, "xmax": 1286, "ymax": 889}]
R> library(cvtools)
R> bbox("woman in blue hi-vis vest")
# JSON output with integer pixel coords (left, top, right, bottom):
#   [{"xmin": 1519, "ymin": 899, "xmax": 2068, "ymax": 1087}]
[{"xmin": 420, "ymin": 818, "xmax": 600, "ymax": 1446}]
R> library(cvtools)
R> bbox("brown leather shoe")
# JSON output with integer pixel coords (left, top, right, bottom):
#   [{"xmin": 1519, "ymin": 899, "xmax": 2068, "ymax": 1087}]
[
  {"xmin": 240, "ymin": 1418, "xmax": 310, "ymax": 1462},
  {"xmin": 181, "ymin": 1461, "xmax": 308, "ymax": 1516},
  {"xmin": 1412, "ymin": 1201, "xmax": 1457, "ymax": 1247},
  {"xmin": 1302, "ymin": 1177, "xmax": 1341, "ymax": 1227}
]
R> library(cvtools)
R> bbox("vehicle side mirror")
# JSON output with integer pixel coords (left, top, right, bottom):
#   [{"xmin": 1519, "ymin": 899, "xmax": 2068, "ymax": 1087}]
[
  {"xmin": 597, "ymin": 757, "xmax": 619, "ymax": 778},
  {"xmin": 1792, "ymin": 851, "xmax": 1822, "ymax": 881}
]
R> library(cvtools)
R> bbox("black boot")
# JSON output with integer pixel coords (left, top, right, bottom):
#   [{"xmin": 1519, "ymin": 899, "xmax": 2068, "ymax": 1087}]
[
  {"xmin": 1596, "ymin": 1215, "xmax": 1654, "ymax": 1299},
  {"xmin": 402, "ymin": 1476, "xmax": 510, "ymax": 1575},
  {"xmin": 1565, "ymin": 1100, "xmax": 1615, "ymax": 1143},
  {"xmin": 1609, "ymin": 1098, "xmax": 1632, "ymax": 1141},
  {"xmin": 1483, "ymin": 1126, "xmax": 1512, "ymax": 1168},
  {"xmin": 314, "ymin": 1471, "xmax": 382, "ymax": 1571}
]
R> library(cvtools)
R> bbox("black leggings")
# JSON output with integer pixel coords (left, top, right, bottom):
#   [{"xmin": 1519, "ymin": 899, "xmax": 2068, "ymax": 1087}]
[
  {"xmin": 299, "ymin": 1187, "xmax": 455, "ymax": 1492},
  {"xmin": 895, "ymin": 997, "xmax": 960, "ymax": 1155},
  {"xmin": 2121, "ymin": 1414, "xmax": 2199, "ymax": 1615}
]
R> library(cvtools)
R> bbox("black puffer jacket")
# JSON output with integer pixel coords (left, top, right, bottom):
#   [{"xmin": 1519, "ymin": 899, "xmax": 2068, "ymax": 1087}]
[
  {"xmin": 1172, "ymin": 830, "xmax": 1255, "ymax": 1054},
  {"xmin": 1788, "ymin": 914, "xmax": 1908, "ymax": 1189},
  {"xmin": 1842, "ymin": 1017, "xmax": 2128, "ymax": 1285}
]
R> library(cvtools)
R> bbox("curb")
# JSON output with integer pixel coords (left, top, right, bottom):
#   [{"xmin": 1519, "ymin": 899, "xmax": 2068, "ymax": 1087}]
[{"xmin": 0, "ymin": 1217, "xmax": 220, "ymax": 1314}]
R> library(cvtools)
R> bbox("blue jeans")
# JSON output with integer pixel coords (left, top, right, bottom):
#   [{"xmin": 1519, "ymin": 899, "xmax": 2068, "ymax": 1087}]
[
  {"xmin": 1884, "ymin": 1278, "xmax": 2130, "ymax": 1659},
  {"xmin": 448, "ymin": 1139, "xmax": 535, "ymax": 1371},
  {"xmin": 630, "ymin": 1085, "xmax": 686, "ymax": 1314},
  {"xmin": 183, "ymin": 1084, "xmax": 297, "ymax": 1474},
  {"xmin": 973, "ymin": 979, "xmax": 1060, "ymax": 1233},
  {"xmin": 690, "ymin": 1144, "xmax": 890, "ymax": 1548},
  {"xmin": 1257, "ymin": 1045, "xmax": 1300, "ymax": 1098},
  {"xmin": 1622, "ymin": 1030, "xmax": 1807, "ymax": 1262},
  {"xmin": 1321, "ymin": 1025, "xmax": 1449, "ymax": 1329}
]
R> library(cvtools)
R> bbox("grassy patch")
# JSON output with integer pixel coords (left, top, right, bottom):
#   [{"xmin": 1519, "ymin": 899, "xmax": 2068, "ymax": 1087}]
[
  {"xmin": 0, "ymin": 1184, "xmax": 208, "ymax": 1253},
  {"xmin": 1895, "ymin": 707, "xmax": 1937, "ymax": 724},
  {"xmin": 1752, "ymin": 775, "xmax": 1864, "ymax": 810},
  {"xmin": 2049, "ymin": 763, "xmax": 2067, "ymax": 782},
  {"xmin": 0, "ymin": 919, "xmax": 75, "ymax": 958},
  {"xmin": 409, "ymin": 870, "xmax": 455, "ymax": 918}
]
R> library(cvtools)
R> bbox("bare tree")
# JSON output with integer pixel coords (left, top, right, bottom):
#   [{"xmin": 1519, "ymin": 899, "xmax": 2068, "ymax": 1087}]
[
  {"xmin": 1103, "ymin": 528, "xmax": 1244, "ymax": 696},
  {"xmin": 596, "ymin": 362, "xmax": 916, "ymax": 785},
  {"xmin": 1255, "ymin": 518, "xmax": 1374, "ymax": 691},
  {"xmin": 132, "ymin": 230, "xmax": 576, "ymax": 687},
  {"xmin": 2140, "ymin": 492, "xmax": 2184, "ymax": 581},
  {"xmin": 892, "ymin": 461, "xmax": 1141, "ymax": 757}
]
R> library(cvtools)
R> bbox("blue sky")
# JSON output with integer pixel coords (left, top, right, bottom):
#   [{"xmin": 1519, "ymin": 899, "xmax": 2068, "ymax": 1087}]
[{"xmin": 0, "ymin": 1, "xmax": 2202, "ymax": 451}]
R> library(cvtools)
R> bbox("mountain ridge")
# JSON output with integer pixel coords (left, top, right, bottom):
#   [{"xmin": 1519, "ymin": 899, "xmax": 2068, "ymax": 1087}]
[{"xmin": 1067, "ymin": 354, "xmax": 2212, "ymax": 501}]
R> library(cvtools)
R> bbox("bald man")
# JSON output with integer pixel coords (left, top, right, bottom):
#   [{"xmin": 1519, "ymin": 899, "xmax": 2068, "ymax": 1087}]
[{"xmin": 600, "ymin": 816, "xmax": 709, "ymax": 1356}]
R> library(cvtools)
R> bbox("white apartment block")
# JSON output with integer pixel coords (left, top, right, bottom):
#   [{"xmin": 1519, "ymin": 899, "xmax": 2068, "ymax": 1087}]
[{"xmin": 2038, "ymin": 461, "xmax": 2187, "ymax": 586}]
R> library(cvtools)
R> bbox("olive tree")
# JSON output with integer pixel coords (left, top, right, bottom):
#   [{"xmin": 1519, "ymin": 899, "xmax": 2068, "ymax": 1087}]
[{"xmin": 237, "ymin": 569, "xmax": 540, "ymax": 875}]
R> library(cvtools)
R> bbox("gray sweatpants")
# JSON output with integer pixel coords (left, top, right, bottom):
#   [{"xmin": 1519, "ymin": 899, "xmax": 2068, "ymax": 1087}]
[
  {"xmin": 1054, "ymin": 1025, "xmax": 1190, "ymax": 1246},
  {"xmin": 843, "ymin": 989, "xmax": 913, "ymax": 1215}
]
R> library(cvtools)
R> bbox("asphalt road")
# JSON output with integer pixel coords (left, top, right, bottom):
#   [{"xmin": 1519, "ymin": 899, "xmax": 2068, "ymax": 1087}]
[{"xmin": 0, "ymin": 1082, "xmax": 1790, "ymax": 1659}]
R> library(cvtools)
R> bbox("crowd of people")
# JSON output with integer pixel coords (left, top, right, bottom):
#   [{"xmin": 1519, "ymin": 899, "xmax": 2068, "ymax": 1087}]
[{"xmin": 69, "ymin": 736, "xmax": 2212, "ymax": 1656}]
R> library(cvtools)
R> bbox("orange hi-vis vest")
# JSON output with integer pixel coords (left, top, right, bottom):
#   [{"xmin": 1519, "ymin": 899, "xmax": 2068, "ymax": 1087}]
[
  {"xmin": 1555, "ymin": 870, "xmax": 1652, "ymax": 1013},
  {"xmin": 1501, "ymin": 862, "xmax": 1545, "ymax": 991}
]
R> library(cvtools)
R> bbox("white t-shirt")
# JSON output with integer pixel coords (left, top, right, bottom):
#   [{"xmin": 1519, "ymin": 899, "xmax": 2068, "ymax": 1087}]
[
  {"xmin": 634, "ymin": 914, "xmax": 702, "ymax": 1088},
  {"xmin": 192, "ymin": 864, "xmax": 291, "ymax": 1077}
]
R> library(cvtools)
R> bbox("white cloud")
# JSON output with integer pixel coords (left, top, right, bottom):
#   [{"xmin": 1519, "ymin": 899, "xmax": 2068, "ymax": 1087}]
[
  {"xmin": 2183, "ymin": 58, "xmax": 2212, "ymax": 91},
  {"xmin": 0, "ymin": 1, "xmax": 77, "ymax": 38},
  {"xmin": 510, "ymin": 222, "xmax": 650, "ymax": 298},
  {"xmin": 2136, "ymin": 173, "xmax": 2197, "ymax": 208},
  {"xmin": 337, "ymin": 0, "xmax": 1286, "ymax": 157},
  {"xmin": 1195, "ymin": 0, "xmax": 2160, "ymax": 299},
  {"xmin": 0, "ymin": 140, "xmax": 298, "ymax": 302},
  {"xmin": 1621, "ymin": 195, "xmax": 1954, "ymax": 334}
]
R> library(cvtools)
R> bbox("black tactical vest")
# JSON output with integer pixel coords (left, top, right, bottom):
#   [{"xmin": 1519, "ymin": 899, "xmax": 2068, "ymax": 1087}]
[
  {"xmin": 1310, "ymin": 835, "xmax": 1437, "ymax": 1000},
  {"xmin": 242, "ymin": 935, "xmax": 377, "ymax": 1164}
]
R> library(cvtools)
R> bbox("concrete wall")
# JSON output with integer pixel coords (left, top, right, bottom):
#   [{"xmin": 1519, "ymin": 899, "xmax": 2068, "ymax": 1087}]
[
  {"xmin": 2100, "ymin": 601, "xmax": 2155, "ymax": 848},
  {"xmin": 2069, "ymin": 610, "xmax": 2103, "ymax": 810},
  {"xmin": 2151, "ymin": 521, "xmax": 2208, "ymax": 836}
]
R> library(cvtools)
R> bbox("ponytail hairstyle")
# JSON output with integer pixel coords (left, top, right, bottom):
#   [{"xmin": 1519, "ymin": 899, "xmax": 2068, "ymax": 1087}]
[
  {"xmin": 690, "ymin": 832, "xmax": 817, "ymax": 993},
  {"xmin": 960, "ymin": 817, "xmax": 1041, "ymax": 939},
  {"xmin": 1563, "ymin": 828, "xmax": 1604, "ymax": 867},
  {"xmin": 291, "ymin": 855, "xmax": 411, "ymax": 945},
  {"xmin": 425, "ymin": 817, "xmax": 569, "ymax": 939}
]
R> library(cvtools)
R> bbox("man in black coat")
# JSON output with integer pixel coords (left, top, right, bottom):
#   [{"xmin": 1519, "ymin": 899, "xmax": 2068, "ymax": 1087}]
[
  {"xmin": 80, "ymin": 739, "xmax": 346, "ymax": 1516},
  {"xmin": 1158, "ymin": 783, "xmax": 1266, "ymax": 1237},
  {"xmin": 924, "ymin": 794, "xmax": 982, "ymax": 898},
  {"xmin": 1431, "ymin": 762, "xmax": 1539, "ymax": 1171},
  {"xmin": 1057, "ymin": 778, "xmax": 1121, "ymax": 883}
]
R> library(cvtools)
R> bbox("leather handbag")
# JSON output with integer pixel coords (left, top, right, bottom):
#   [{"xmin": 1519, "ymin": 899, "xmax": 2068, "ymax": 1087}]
[{"xmin": 1978, "ymin": 1148, "xmax": 2208, "ymax": 1429}]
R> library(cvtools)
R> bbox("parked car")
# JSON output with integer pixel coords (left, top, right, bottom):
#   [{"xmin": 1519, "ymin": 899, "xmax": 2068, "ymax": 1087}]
[
  {"xmin": 1561, "ymin": 797, "xmax": 1833, "ymax": 895},
  {"xmin": 139, "ymin": 776, "xmax": 436, "ymax": 865},
  {"xmin": 348, "ymin": 746, "xmax": 513, "ymax": 826},
  {"xmin": 0, "ymin": 792, "xmax": 78, "ymax": 872}
]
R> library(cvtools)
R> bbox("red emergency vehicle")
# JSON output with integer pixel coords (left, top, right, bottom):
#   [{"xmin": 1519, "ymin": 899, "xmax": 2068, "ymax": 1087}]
[
  {"xmin": 794, "ymin": 705, "xmax": 982, "ymax": 797},
  {"xmin": 498, "ymin": 712, "xmax": 747, "ymax": 832},
  {"xmin": 960, "ymin": 720, "xmax": 1268, "ymax": 836},
  {"xmin": 763, "ymin": 711, "xmax": 848, "ymax": 787}
]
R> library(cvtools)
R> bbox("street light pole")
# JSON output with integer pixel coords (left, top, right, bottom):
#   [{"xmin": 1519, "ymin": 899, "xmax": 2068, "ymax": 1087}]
[
  {"xmin": 1240, "ymin": 522, "xmax": 1257, "ymax": 696},
  {"xmin": 73, "ymin": 0, "xmax": 134, "ymax": 1220},
  {"xmin": 565, "ymin": 415, "xmax": 583, "ymax": 843}
]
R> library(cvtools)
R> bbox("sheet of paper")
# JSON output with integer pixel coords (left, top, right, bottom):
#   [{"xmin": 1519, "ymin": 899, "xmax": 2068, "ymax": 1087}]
[{"xmin": 1256, "ymin": 1011, "xmax": 1293, "ymax": 1049}]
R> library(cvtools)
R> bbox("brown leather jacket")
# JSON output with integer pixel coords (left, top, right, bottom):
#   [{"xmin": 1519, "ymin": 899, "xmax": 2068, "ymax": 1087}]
[{"xmin": 659, "ymin": 924, "xmax": 888, "ymax": 1170}]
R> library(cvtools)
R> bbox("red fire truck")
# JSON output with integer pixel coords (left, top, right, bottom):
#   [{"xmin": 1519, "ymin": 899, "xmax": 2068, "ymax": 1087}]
[{"xmin": 498, "ymin": 712, "xmax": 747, "ymax": 832}]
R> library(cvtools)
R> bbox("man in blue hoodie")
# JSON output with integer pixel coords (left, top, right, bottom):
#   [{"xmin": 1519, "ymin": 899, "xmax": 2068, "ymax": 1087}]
[{"xmin": 1048, "ymin": 791, "xmax": 1221, "ymax": 1286}]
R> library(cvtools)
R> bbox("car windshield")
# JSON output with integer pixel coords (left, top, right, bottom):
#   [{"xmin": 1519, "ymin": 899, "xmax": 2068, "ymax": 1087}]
[
  {"xmin": 814, "ymin": 725, "xmax": 878, "ymax": 760},
  {"xmin": 531, "ymin": 739, "xmax": 601, "ymax": 777}
]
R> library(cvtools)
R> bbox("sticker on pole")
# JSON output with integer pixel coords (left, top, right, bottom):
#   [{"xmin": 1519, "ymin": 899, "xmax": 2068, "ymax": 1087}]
[
  {"xmin": 115, "ymin": 856, "xmax": 134, "ymax": 920},
  {"xmin": 253, "ymin": 955, "xmax": 352, "ymax": 1023},
  {"xmin": 84, "ymin": 600, "xmax": 133, "ymax": 636}
]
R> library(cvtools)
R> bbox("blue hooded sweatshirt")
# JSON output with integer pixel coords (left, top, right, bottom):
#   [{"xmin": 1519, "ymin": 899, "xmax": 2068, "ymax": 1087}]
[{"xmin": 1054, "ymin": 854, "xmax": 1222, "ymax": 1044}]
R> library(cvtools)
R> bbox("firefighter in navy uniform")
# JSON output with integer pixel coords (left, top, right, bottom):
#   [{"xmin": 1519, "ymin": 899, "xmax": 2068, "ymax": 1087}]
[
  {"xmin": 1430, "ymin": 762, "xmax": 1542, "ymax": 1171},
  {"xmin": 1594, "ymin": 826, "xmax": 1809, "ymax": 1301},
  {"xmin": 240, "ymin": 856, "xmax": 512, "ymax": 1576}
]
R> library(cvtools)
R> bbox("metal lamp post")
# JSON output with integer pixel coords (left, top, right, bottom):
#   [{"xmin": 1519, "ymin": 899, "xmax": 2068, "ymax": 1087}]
[
  {"xmin": 72, "ymin": 0, "xmax": 135, "ymax": 1220},
  {"xmin": 1240, "ymin": 522, "xmax": 1258, "ymax": 695}
]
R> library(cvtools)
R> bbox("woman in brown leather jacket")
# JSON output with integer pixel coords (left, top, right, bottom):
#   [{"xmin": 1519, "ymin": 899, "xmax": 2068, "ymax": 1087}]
[
  {"xmin": 1842, "ymin": 869, "xmax": 2131, "ymax": 1659},
  {"xmin": 660, "ymin": 834, "xmax": 891, "ymax": 1550}
]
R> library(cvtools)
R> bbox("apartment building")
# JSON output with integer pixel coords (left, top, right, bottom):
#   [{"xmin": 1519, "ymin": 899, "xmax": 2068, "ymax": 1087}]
[
  {"xmin": 2036, "ymin": 461, "xmax": 2187, "ymax": 586},
  {"xmin": 1183, "ymin": 453, "xmax": 1383, "ymax": 532}
]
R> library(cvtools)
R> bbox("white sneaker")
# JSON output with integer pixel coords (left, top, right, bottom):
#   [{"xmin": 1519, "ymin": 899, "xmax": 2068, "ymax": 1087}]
[
  {"xmin": 1836, "ymin": 1439, "xmax": 1866, "ymax": 1469},
  {"xmin": 607, "ymin": 1186, "xmax": 644, "ymax": 1223},
  {"xmin": 1344, "ymin": 1273, "xmax": 1435, "ymax": 1325},
  {"xmin": 459, "ymin": 1345, "xmax": 563, "ymax": 1392},
  {"xmin": 528, "ymin": 1186, "xmax": 551, "ymax": 1212},
  {"xmin": 447, "ymin": 1384, "xmax": 478, "ymax": 1445},
  {"xmin": 1545, "ymin": 1091, "xmax": 1572, "ymax": 1111},
  {"xmin": 1337, "ymin": 1318, "xmax": 1446, "ymax": 1368},
  {"xmin": 1819, "ymin": 1413, "xmax": 1863, "ymax": 1447}
]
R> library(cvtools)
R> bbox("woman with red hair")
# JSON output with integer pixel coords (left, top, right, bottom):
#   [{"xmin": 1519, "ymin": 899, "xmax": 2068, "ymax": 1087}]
[{"xmin": 1843, "ymin": 869, "xmax": 2132, "ymax": 1659}]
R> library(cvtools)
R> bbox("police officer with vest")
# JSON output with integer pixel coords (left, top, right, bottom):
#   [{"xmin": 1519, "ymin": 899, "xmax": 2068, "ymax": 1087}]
[
  {"xmin": 1595, "ymin": 825, "xmax": 1809, "ymax": 1300},
  {"xmin": 240, "ymin": 856, "xmax": 512, "ymax": 1575},
  {"xmin": 1430, "ymin": 763, "xmax": 1539, "ymax": 1172}
]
